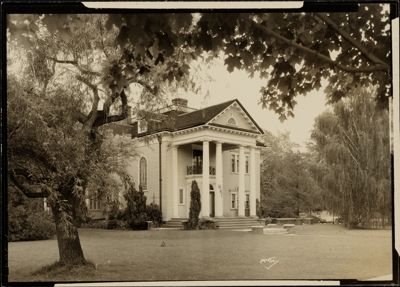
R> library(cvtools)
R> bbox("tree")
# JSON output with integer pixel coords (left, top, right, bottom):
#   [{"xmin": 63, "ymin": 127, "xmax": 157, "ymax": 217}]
[
  {"xmin": 7, "ymin": 15, "xmax": 144, "ymax": 266},
  {"xmin": 259, "ymin": 131, "xmax": 322, "ymax": 218},
  {"xmin": 188, "ymin": 180, "xmax": 201, "ymax": 229},
  {"xmin": 310, "ymin": 86, "xmax": 391, "ymax": 228},
  {"xmin": 124, "ymin": 183, "xmax": 148, "ymax": 230}
]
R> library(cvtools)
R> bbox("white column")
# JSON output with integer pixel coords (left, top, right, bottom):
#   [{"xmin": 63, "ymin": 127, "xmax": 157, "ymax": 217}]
[
  {"xmin": 202, "ymin": 140, "xmax": 210, "ymax": 217},
  {"xmin": 238, "ymin": 145, "xmax": 245, "ymax": 217},
  {"xmin": 250, "ymin": 146, "xmax": 257, "ymax": 217},
  {"xmin": 215, "ymin": 141, "xmax": 223, "ymax": 217},
  {"xmin": 172, "ymin": 145, "xmax": 179, "ymax": 218}
]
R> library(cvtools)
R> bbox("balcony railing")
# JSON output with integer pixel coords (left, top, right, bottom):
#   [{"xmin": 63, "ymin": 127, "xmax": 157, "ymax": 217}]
[{"xmin": 186, "ymin": 165, "xmax": 216, "ymax": 175}]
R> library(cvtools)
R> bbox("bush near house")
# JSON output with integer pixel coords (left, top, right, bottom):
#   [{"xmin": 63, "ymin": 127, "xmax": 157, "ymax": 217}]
[
  {"xmin": 188, "ymin": 180, "xmax": 201, "ymax": 229},
  {"xmin": 8, "ymin": 187, "xmax": 55, "ymax": 241},
  {"xmin": 146, "ymin": 203, "xmax": 163, "ymax": 227},
  {"xmin": 124, "ymin": 185, "xmax": 148, "ymax": 230}
]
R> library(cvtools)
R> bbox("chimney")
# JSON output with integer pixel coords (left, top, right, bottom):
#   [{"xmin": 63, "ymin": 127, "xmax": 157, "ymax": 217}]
[{"xmin": 172, "ymin": 98, "xmax": 188, "ymax": 107}]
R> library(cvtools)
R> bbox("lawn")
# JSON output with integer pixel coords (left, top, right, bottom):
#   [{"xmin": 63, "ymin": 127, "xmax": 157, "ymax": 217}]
[{"xmin": 7, "ymin": 224, "xmax": 392, "ymax": 282}]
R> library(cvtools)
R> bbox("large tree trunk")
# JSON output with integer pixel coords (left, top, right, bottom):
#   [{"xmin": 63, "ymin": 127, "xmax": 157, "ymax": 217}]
[{"xmin": 51, "ymin": 204, "xmax": 86, "ymax": 265}]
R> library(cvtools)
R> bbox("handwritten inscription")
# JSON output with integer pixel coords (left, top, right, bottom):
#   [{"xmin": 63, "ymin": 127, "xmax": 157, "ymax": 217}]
[{"xmin": 259, "ymin": 257, "xmax": 279, "ymax": 270}]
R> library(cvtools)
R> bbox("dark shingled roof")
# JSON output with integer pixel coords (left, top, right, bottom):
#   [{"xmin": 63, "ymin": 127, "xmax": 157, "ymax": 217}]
[
  {"xmin": 109, "ymin": 99, "xmax": 264, "ymax": 137},
  {"xmin": 175, "ymin": 99, "xmax": 236, "ymax": 130}
]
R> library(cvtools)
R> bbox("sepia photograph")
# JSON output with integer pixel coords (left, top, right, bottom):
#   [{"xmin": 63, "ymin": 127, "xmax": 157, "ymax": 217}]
[{"xmin": 3, "ymin": 1, "xmax": 398, "ymax": 285}]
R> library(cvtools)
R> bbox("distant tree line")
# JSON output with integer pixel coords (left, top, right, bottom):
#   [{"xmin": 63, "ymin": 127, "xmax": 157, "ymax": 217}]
[
  {"xmin": 258, "ymin": 131, "xmax": 323, "ymax": 218},
  {"xmin": 259, "ymin": 86, "xmax": 391, "ymax": 229}
]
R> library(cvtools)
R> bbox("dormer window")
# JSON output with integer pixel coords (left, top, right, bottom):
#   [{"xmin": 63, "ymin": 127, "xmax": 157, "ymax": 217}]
[
  {"xmin": 138, "ymin": 120, "xmax": 148, "ymax": 133},
  {"xmin": 227, "ymin": 117, "xmax": 237, "ymax": 126}
]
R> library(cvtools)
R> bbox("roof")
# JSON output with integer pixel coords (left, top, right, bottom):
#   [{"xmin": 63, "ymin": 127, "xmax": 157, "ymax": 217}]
[
  {"xmin": 110, "ymin": 99, "xmax": 264, "ymax": 138},
  {"xmin": 175, "ymin": 99, "xmax": 236, "ymax": 130}
]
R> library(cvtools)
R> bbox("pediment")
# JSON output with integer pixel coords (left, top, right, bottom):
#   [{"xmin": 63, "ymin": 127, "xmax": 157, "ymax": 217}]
[{"xmin": 207, "ymin": 101, "xmax": 263, "ymax": 134}]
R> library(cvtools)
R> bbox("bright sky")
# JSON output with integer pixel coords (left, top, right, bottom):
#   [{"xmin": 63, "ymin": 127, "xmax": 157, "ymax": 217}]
[{"xmin": 174, "ymin": 56, "xmax": 329, "ymax": 151}]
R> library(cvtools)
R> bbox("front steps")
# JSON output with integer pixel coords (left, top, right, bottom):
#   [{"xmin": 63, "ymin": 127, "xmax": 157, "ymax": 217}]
[
  {"xmin": 213, "ymin": 217, "xmax": 264, "ymax": 229},
  {"xmin": 162, "ymin": 218, "xmax": 187, "ymax": 229},
  {"xmin": 162, "ymin": 217, "xmax": 264, "ymax": 229}
]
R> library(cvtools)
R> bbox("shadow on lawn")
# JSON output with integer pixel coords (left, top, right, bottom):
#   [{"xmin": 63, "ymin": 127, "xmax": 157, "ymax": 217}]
[{"xmin": 32, "ymin": 260, "xmax": 96, "ymax": 280}]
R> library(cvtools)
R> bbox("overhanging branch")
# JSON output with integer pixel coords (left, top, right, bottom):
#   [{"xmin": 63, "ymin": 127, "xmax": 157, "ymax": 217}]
[
  {"xmin": 315, "ymin": 13, "xmax": 389, "ymax": 70},
  {"xmin": 252, "ymin": 20, "xmax": 388, "ymax": 73}
]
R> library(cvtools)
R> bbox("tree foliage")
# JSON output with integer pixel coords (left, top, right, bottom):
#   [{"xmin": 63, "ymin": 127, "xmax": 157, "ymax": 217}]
[
  {"xmin": 8, "ymin": 187, "xmax": 56, "ymax": 241},
  {"xmin": 310, "ymin": 86, "xmax": 391, "ymax": 228},
  {"xmin": 188, "ymin": 180, "xmax": 201, "ymax": 229},
  {"xmin": 123, "ymin": 183, "xmax": 148, "ymax": 230},
  {"xmin": 8, "ymin": 5, "xmax": 391, "ymax": 121},
  {"xmin": 259, "ymin": 131, "xmax": 323, "ymax": 218}
]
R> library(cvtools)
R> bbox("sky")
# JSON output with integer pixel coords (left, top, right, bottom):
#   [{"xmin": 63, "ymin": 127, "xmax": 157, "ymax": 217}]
[{"xmin": 172, "ymin": 56, "xmax": 329, "ymax": 151}]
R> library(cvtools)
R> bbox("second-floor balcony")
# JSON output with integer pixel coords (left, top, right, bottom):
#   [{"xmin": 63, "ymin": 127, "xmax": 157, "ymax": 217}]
[{"xmin": 187, "ymin": 165, "xmax": 216, "ymax": 176}]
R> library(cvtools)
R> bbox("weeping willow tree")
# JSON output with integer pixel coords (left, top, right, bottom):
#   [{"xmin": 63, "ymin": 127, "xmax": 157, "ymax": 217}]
[{"xmin": 311, "ymin": 86, "xmax": 391, "ymax": 228}]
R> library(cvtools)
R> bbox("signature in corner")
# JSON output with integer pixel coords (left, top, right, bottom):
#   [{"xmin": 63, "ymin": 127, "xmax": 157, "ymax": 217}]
[{"xmin": 259, "ymin": 257, "xmax": 279, "ymax": 270}]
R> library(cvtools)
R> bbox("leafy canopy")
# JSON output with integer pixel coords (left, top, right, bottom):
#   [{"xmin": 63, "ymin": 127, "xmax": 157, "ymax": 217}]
[{"xmin": 8, "ymin": 5, "xmax": 391, "ymax": 121}]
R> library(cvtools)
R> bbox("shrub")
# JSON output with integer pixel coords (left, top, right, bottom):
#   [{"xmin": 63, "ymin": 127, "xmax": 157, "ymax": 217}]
[
  {"xmin": 124, "ymin": 184, "xmax": 148, "ymax": 230},
  {"xmin": 8, "ymin": 187, "xmax": 55, "ymax": 241},
  {"xmin": 199, "ymin": 219, "xmax": 218, "ymax": 230},
  {"xmin": 188, "ymin": 180, "xmax": 201, "ymax": 229},
  {"xmin": 146, "ymin": 203, "xmax": 163, "ymax": 227},
  {"xmin": 106, "ymin": 219, "xmax": 126, "ymax": 229}
]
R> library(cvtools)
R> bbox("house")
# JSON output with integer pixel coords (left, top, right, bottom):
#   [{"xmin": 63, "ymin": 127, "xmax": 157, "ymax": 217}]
[{"xmin": 88, "ymin": 98, "xmax": 265, "ymax": 223}]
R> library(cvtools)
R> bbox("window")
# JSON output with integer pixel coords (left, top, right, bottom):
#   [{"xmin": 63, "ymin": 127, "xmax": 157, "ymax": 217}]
[
  {"xmin": 231, "ymin": 193, "xmax": 237, "ymax": 209},
  {"xmin": 179, "ymin": 188, "xmax": 184, "ymax": 205},
  {"xmin": 139, "ymin": 157, "xmax": 147, "ymax": 191},
  {"xmin": 231, "ymin": 153, "xmax": 239, "ymax": 173},
  {"xmin": 138, "ymin": 120, "xmax": 148, "ymax": 133},
  {"xmin": 245, "ymin": 156, "xmax": 249, "ymax": 174},
  {"xmin": 227, "ymin": 117, "xmax": 237, "ymax": 126},
  {"xmin": 89, "ymin": 191, "xmax": 101, "ymax": 210}
]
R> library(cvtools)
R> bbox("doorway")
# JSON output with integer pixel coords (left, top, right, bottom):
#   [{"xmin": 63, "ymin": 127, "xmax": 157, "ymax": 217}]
[
  {"xmin": 209, "ymin": 184, "xmax": 215, "ymax": 218},
  {"xmin": 245, "ymin": 193, "xmax": 250, "ymax": 217}
]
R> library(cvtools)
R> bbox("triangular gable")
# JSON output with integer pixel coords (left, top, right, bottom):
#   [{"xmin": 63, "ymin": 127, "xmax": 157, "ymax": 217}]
[{"xmin": 207, "ymin": 100, "xmax": 264, "ymax": 134}]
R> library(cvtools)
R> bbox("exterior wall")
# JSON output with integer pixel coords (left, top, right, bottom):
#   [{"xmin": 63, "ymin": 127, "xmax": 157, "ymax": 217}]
[
  {"xmin": 256, "ymin": 150, "xmax": 261, "ymax": 202},
  {"xmin": 177, "ymin": 144, "xmax": 192, "ymax": 218},
  {"xmin": 125, "ymin": 138, "xmax": 161, "ymax": 208}
]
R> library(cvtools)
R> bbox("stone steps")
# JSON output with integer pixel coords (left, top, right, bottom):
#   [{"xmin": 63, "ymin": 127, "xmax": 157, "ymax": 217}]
[{"xmin": 162, "ymin": 217, "xmax": 264, "ymax": 229}]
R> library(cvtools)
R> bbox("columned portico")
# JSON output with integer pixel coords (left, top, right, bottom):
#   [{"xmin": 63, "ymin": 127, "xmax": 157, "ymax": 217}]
[
  {"xmin": 202, "ymin": 140, "xmax": 210, "ymax": 218},
  {"xmin": 238, "ymin": 145, "xmax": 246, "ymax": 217},
  {"xmin": 250, "ymin": 146, "xmax": 257, "ymax": 217},
  {"xmin": 215, "ymin": 141, "xmax": 223, "ymax": 217}
]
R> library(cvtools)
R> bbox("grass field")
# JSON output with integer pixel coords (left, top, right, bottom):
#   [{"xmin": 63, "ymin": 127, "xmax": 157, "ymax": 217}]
[{"xmin": 7, "ymin": 224, "xmax": 392, "ymax": 282}]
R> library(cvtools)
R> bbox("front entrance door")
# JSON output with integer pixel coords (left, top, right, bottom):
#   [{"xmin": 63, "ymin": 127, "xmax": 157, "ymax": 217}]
[
  {"xmin": 245, "ymin": 193, "xmax": 250, "ymax": 217},
  {"xmin": 210, "ymin": 191, "xmax": 215, "ymax": 217}
]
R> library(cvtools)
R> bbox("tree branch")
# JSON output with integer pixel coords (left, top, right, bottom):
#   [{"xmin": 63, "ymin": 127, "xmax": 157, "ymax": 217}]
[
  {"xmin": 315, "ymin": 13, "xmax": 389, "ymax": 69},
  {"xmin": 11, "ymin": 146, "xmax": 58, "ymax": 173},
  {"xmin": 72, "ymin": 110, "xmax": 87, "ymax": 124},
  {"xmin": 93, "ymin": 89, "xmax": 129, "ymax": 127},
  {"xmin": 252, "ymin": 20, "xmax": 388, "ymax": 73},
  {"xmin": 48, "ymin": 57, "xmax": 102, "ymax": 77},
  {"xmin": 126, "ymin": 77, "xmax": 157, "ymax": 95},
  {"xmin": 76, "ymin": 75, "xmax": 100, "ymax": 129},
  {"xmin": 9, "ymin": 170, "xmax": 50, "ymax": 198}
]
